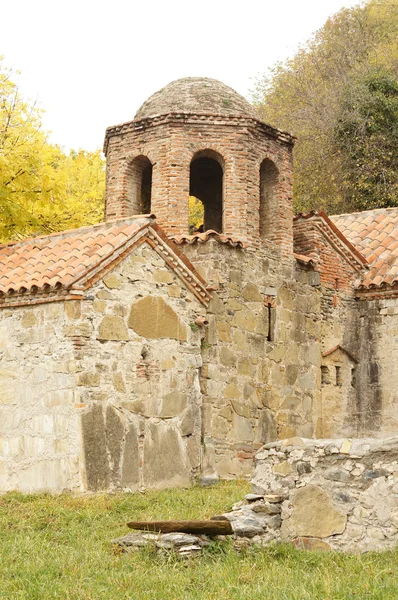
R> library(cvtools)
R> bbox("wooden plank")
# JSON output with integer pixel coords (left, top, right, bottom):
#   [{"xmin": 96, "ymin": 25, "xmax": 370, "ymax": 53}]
[{"xmin": 126, "ymin": 519, "xmax": 233, "ymax": 535}]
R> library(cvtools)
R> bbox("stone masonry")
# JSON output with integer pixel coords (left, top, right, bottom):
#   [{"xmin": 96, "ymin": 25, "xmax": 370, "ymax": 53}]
[{"xmin": 1, "ymin": 77, "xmax": 398, "ymax": 493}]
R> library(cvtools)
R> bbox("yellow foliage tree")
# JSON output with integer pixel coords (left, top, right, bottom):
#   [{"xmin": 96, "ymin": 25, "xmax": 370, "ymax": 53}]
[
  {"xmin": 188, "ymin": 196, "xmax": 204, "ymax": 231},
  {"xmin": 0, "ymin": 57, "xmax": 105, "ymax": 242}
]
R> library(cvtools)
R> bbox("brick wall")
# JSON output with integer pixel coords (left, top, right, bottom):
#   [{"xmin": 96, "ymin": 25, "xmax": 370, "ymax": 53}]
[{"xmin": 104, "ymin": 114, "xmax": 294, "ymax": 256}]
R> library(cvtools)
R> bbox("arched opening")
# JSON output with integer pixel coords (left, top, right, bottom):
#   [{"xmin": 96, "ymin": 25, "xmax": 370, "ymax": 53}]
[
  {"xmin": 259, "ymin": 158, "xmax": 279, "ymax": 239},
  {"xmin": 126, "ymin": 156, "xmax": 153, "ymax": 215},
  {"xmin": 189, "ymin": 151, "xmax": 223, "ymax": 233}
]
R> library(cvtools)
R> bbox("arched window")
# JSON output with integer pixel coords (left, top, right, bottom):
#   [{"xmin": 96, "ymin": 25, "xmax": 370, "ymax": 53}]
[
  {"xmin": 189, "ymin": 150, "xmax": 223, "ymax": 233},
  {"xmin": 126, "ymin": 156, "xmax": 153, "ymax": 215},
  {"xmin": 259, "ymin": 158, "xmax": 279, "ymax": 239}
]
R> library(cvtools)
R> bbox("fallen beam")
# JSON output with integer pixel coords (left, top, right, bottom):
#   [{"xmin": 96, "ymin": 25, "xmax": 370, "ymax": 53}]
[{"xmin": 126, "ymin": 519, "xmax": 233, "ymax": 536}]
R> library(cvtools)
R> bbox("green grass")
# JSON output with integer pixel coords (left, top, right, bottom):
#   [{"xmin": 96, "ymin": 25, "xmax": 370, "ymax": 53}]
[{"xmin": 0, "ymin": 480, "xmax": 398, "ymax": 599}]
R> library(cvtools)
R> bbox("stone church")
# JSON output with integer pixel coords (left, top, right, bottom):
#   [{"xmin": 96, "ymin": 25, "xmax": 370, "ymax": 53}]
[{"xmin": 0, "ymin": 77, "xmax": 397, "ymax": 493}]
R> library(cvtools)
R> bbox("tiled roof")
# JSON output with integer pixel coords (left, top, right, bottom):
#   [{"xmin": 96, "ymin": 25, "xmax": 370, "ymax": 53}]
[
  {"xmin": 0, "ymin": 215, "xmax": 211, "ymax": 306},
  {"xmin": 331, "ymin": 208, "xmax": 398, "ymax": 289},
  {"xmin": 172, "ymin": 230, "xmax": 246, "ymax": 248}
]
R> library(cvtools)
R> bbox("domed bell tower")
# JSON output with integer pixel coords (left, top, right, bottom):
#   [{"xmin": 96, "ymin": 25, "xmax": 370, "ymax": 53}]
[{"xmin": 103, "ymin": 77, "xmax": 295, "ymax": 255}]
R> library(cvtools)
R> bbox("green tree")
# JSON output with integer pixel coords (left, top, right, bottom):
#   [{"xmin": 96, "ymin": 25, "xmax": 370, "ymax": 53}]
[
  {"xmin": 252, "ymin": 0, "xmax": 398, "ymax": 214},
  {"xmin": 0, "ymin": 57, "xmax": 105, "ymax": 242},
  {"xmin": 335, "ymin": 70, "xmax": 398, "ymax": 209}
]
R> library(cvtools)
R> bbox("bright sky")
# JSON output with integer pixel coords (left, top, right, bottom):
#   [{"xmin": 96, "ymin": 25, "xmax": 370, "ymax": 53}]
[{"xmin": 2, "ymin": 0, "xmax": 360, "ymax": 152}]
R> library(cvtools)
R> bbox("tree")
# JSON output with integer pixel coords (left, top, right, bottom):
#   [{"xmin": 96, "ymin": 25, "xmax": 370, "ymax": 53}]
[
  {"xmin": 335, "ymin": 70, "xmax": 398, "ymax": 209},
  {"xmin": 252, "ymin": 0, "xmax": 398, "ymax": 214},
  {"xmin": 188, "ymin": 196, "xmax": 204, "ymax": 231},
  {"xmin": 0, "ymin": 57, "xmax": 105, "ymax": 242}
]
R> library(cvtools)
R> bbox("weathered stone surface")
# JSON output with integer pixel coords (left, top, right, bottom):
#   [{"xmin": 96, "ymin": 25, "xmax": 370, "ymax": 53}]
[
  {"xmin": 106, "ymin": 405, "xmax": 124, "ymax": 484},
  {"xmin": 283, "ymin": 485, "xmax": 347, "ymax": 539},
  {"xmin": 255, "ymin": 409, "xmax": 277, "ymax": 444},
  {"xmin": 160, "ymin": 392, "xmax": 187, "ymax": 418},
  {"xmin": 153, "ymin": 269, "xmax": 174, "ymax": 284},
  {"xmin": 81, "ymin": 404, "xmax": 110, "ymax": 491},
  {"xmin": 242, "ymin": 283, "xmax": 263, "ymax": 302},
  {"xmin": 143, "ymin": 421, "xmax": 190, "ymax": 489},
  {"xmin": 232, "ymin": 414, "xmax": 254, "ymax": 442},
  {"xmin": 120, "ymin": 422, "xmax": 139, "ymax": 490},
  {"xmin": 98, "ymin": 315, "xmax": 129, "ymax": 341},
  {"xmin": 103, "ymin": 273, "xmax": 122, "ymax": 289},
  {"xmin": 128, "ymin": 296, "xmax": 187, "ymax": 341}
]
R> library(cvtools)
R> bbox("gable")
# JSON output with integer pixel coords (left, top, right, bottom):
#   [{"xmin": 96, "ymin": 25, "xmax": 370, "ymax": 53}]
[
  {"xmin": 294, "ymin": 212, "xmax": 367, "ymax": 291},
  {"xmin": 0, "ymin": 216, "xmax": 211, "ymax": 308}
]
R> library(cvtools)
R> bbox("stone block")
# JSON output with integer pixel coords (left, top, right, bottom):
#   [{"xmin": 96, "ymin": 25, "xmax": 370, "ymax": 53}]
[
  {"xmin": 121, "ymin": 422, "xmax": 139, "ymax": 490},
  {"xmin": 256, "ymin": 409, "xmax": 278, "ymax": 444},
  {"xmin": 113, "ymin": 372, "xmax": 126, "ymax": 393},
  {"xmin": 217, "ymin": 321, "xmax": 232, "ymax": 342},
  {"xmin": 21, "ymin": 311, "xmax": 38, "ymax": 328},
  {"xmin": 219, "ymin": 347, "xmax": 236, "ymax": 367},
  {"xmin": 282, "ymin": 485, "xmax": 347, "ymax": 539},
  {"xmin": 81, "ymin": 404, "xmax": 110, "ymax": 491},
  {"xmin": 128, "ymin": 296, "xmax": 187, "ymax": 341},
  {"xmin": 180, "ymin": 406, "xmax": 198, "ymax": 436},
  {"xmin": 160, "ymin": 392, "xmax": 187, "ymax": 418},
  {"xmin": 153, "ymin": 269, "xmax": 174, "ymax": 284},
  {"xmin": 225, "ymin": 384, "xmax": 241, "ymax": 399},
  {"xmin": 231, "ymin": 400, "xmax": 251, "ymax": 418},
  {"xmin": 65, "ymin": 301, "xmax": 81, "ymax": 320},
  {"xmin": 106, "ymin": 404, "xmax": 125, "ymax": 484},
  {"xmin": 97, "ymin": 289, "xmax": 113, "ymax": 299},
  {"xmin": 242, "ymin": 283, "xmax": 263, "ymax": 302},
  {"xmin": 77, "ymin": 372, "xmax": 100, "ymax": 387},
  {"xmin": 64, "ymin": 323, "xmax": 92, "ymax": 338},
  {"xmin": 103, "ymin": 273, "xmax": 122, "ymax": 289},
  {"xmin": 98, "ymin": 315, "xmax": 129, "ymax": 341},
  {"xmin": 168, "ymin": 285, "xmax": 181, "ymax": 298},
  {"xmin": 232, "ymin": 414, "xmax": 254, "ymax": 442},
  {"xmin": 93, "ymin": 299, "xmax": 107, "ymax": 313},
  {"xmin": 143, "ymin": 421, "xmax": 190, "ymax": 489}
]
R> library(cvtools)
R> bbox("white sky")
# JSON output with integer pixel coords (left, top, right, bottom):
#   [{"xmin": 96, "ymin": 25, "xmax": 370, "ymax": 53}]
[{"xmin": 2, "ymin": 0, "xmax": 360, "ymax": 152}]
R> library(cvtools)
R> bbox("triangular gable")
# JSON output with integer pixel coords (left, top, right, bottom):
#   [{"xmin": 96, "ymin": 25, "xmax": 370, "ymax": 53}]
[
  {"xmin": 0, "ymin": 216, "xmax": 211, "ymax": 308},
  {"xmin": 322, "ymin": 345, "xmax": 358, "ymax": 363},
  {"xmin": 294, "ymin": 211, "xmax": 368, "ymax": 274}
]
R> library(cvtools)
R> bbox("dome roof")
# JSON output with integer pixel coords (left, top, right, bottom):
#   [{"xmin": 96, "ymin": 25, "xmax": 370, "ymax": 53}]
[{"xmin": 134, "ymin": 77, "xmax": 258, "ymax": 120}]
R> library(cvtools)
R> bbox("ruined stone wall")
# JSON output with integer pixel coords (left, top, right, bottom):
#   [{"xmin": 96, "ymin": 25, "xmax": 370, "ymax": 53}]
[
  {"xmin": 105, "ymin": 116, "xmax": 293, "ymax": 254},
  {"xmin": 0, "ymin": 242, "xmax": 206, "ymax": 493},
  {"xmin": 0, "ymin": 302, "xmax": 81, "ymax": 492},
  {"xmin": 252, "ymin": 436, "xmax": 398, "ymax": 553},
  {"xmin": 183, "ymin": 241, "xmax": 323, "ymax": 479}
]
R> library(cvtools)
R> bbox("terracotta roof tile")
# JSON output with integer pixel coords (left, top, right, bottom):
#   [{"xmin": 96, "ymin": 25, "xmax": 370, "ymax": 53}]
[
  {"xmin": 0, "ymin": 215, "xmax": 211, "ymax": 305},
  {"xmin": 171, "ymin": 230, "xmax": 246, "ymax": 248},
  {"xmin": 331, "ymin": 208, "xmax": 398, "ymax": 289}
]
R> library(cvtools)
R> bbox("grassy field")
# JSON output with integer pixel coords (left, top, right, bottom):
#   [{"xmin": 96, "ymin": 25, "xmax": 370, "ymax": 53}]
[{"xmin": 1, "ymin": 480, "xmax": 398, "ymax": 599}]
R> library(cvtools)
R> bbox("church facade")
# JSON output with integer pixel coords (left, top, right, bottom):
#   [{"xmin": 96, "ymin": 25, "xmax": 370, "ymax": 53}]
[{"xmin": 1, "ymin": 78, "xmax": 397, "ymax": 492}]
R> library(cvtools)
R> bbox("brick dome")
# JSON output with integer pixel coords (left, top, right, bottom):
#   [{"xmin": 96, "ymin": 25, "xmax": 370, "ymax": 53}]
[{"xmin": 134, "ymin": 77, "xmax": 258, "ymax": 120}]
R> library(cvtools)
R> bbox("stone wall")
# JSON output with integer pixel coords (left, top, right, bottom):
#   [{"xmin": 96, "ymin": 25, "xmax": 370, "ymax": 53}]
[
  {"xmin": 252, "ymin": 436, "xmax": 398, "ymax": 552},
  {"xmin": 0, "ymin": 241, "xmax": 206, "ymax": 493},
  {"xmin": 0, "ymin": 302, "xmax": 80, "ymax": 492},
  {"xmin": 75, "ymin": 242, "xmax": 205, "ymax": 491},
  {"xmin": 183, "ymin": 241, "xmax": 323, "ymax": 479}
]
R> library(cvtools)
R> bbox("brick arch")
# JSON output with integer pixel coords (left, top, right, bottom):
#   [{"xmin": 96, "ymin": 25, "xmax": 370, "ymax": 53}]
[
  {"xmin": 259, "ymin": 157, "xmax": 280, "ymax": 240},
  {"xmin": 189, "ymin": 148, "xmax": 225, "ymax": 233},
  {"xmin": 121, "ymin": 153, "xmax": 155, "ymax": 216}
]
